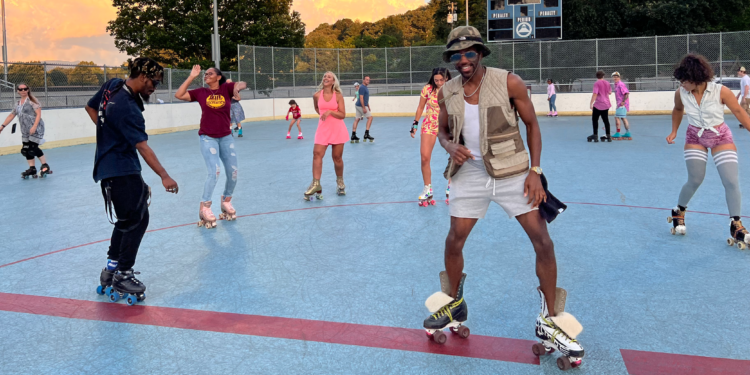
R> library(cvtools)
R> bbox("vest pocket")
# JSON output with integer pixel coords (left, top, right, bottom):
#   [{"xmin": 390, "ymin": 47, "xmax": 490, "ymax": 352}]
[
  {"xmin": 485, "ymin": 131, "xmax": 529, "ymax": 179},
  {"xmin": 486, "ymin": 106, "xmax": 514, "ymax": 134}
]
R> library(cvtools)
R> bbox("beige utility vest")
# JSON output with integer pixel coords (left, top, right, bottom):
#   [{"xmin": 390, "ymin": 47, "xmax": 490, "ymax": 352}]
[{"xmin": 442, "ymin": 67, "xmax": 529, "ymax": 180}]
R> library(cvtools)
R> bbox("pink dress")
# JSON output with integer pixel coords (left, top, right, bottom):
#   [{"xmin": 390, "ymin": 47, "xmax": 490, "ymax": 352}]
[{"xmin": 314, "ymin": 91, "xmax": 350, "ymax": 145}]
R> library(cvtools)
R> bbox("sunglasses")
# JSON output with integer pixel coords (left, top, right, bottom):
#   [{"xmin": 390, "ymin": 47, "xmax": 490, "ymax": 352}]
[
  {"xmin": 449, "ymin": 51, "xmax": 479, "ymax": 63},
  {"xmin": 17, "ymin": 87, "xmax": 28, "ymax": 92},
  {"xmin": 150, "ymin": 79, "xmax": 161, "ymax": 88}
]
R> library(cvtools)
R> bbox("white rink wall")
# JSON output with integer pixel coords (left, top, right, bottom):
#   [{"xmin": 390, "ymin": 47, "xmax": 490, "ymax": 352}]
[{"xmin": 0, "ymin": 90, "xmax": 734, "ymax": 155}]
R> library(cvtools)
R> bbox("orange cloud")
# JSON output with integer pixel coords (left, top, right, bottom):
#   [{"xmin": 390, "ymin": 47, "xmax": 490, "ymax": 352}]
[
  {"xmin": 293, "ymin": 0, "xmax": 426, "ymax": 33},
  {"xmin": 5, "ymin": 0, "xmax": 126, "ymax": 65}
]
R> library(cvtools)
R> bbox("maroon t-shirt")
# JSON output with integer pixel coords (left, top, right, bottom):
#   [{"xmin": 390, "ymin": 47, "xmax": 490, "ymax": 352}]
[{"xmin": 189, "ymin": 82, "xmax": 235, "ymax": 138}]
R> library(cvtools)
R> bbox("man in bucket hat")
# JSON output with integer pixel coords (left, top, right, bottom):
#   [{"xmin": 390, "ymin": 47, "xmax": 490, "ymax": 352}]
[{"xmin": 421, "ymin": 26, "xmax": 585, "ymax": 370}]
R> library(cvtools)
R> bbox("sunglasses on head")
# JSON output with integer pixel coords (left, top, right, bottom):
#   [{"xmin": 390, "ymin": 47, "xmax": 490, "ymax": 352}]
[
  {"xmin": 449, "ymin": 51, "xmax": 479, "ymax": 63},
  {"xmin": 17, "ymin": 87, "xmax": 28, "ymax": 92}
]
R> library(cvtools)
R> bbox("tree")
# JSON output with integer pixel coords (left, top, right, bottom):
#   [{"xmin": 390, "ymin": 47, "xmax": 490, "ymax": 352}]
[
  {"xmin": 107, "ymin": 0, "xmax": 305, "ymax": 71},
  {"xmin": 48, "ymin": 68, "xmax": 69, "ymax": 86},
  {"xmin": 68, "ymin": 61, "xmax": 104, "ymax": 86},
  {"xmin": 7, "ymin": 62, "xmax": 45, "ymax": 88},
  {"xmin": 432, "ymin": 0, "xmax": 486, "ymax": 45}
]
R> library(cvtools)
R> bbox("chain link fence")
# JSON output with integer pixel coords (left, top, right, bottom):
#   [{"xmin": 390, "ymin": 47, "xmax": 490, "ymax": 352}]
[
  {"xmin": 239, "ymin": 30, "xmax": 750, "ymax": 98},
  {"xmin": 0, "ymin": 30, "xmax": 747, "ymax": 109}
]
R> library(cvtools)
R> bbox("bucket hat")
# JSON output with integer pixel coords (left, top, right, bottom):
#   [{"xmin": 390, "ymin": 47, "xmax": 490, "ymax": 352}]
[{"xmin": 442, "ymin": 26, "xmax": 492, "ymax": 63}]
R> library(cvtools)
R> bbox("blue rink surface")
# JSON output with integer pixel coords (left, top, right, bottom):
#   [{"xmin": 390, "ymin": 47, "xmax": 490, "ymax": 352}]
[{"xmin": 0, "ymin": 114, "xmax": 748, "ymax": 374}]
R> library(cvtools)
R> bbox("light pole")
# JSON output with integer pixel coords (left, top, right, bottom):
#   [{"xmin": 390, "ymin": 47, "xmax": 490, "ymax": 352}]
[
  {"xmin": 465, "ymin": 0, "xmax": 469, "ymax": 26},
  {"xmin": 2, "ymin": 0, "xmax": 7, "ymax": 80},
  {"xmin": 212, "ymin": 0, "xmax": 220, "ymax": 69}
]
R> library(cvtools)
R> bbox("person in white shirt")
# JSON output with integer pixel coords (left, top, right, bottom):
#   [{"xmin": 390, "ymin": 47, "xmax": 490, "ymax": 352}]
[{"xmin": 736, "ymin": 66, "xmax": 750, "ymax": 126}]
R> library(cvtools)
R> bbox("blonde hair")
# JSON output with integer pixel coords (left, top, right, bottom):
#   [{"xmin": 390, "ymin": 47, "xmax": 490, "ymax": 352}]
[{"xmin": 317, "ymin": 71, "xmax": 342, "ymax": 94}]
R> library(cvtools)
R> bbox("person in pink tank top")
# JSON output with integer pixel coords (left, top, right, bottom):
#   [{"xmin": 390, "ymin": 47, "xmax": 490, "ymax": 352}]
[{"xmin": 304, "ymin": 71, "xmax": 349, "ymax": 201}]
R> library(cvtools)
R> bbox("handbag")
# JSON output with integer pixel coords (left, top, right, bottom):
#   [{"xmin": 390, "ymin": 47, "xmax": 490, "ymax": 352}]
[{"xmin": 615, "ymin": 106, "xmax": 627, "ymax": 117}]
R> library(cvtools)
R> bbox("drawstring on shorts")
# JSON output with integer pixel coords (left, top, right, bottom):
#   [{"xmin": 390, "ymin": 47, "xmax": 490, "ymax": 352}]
[{"xmin": 485, "ymin": 176, "xmax": 497, "ymax": 196}]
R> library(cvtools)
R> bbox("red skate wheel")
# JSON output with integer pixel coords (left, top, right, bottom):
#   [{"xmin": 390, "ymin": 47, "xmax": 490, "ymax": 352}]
[
  {"xmin": 532, "ymin": 343, "xmax": 547, "ymax": 356},
  {"xmin": 557, "ymin": 357, "xmax": 573, "ymax": 371},
  {"xmin": 457, "ymin": 325, "xmax": 470, "ymax": 338},
  {"xmin": 432, "ymin": 330, "xmax": 447, "ymax": 344},
  {"xmin": 430, "ymin": 200, "xmax": 436, "ymax": 206}
]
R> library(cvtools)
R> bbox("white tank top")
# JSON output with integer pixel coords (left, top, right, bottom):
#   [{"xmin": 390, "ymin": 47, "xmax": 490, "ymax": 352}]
[
  {"xmin": 462, "ymin": 102, "xmax": 482, "ymax": 158},
  {"xmin": 679, "ymin": 82, "xmax": 725, "ymax": 136}
]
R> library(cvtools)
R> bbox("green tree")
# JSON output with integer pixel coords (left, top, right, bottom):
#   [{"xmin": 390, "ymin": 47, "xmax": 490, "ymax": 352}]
[
  {"xmin": 432, "ymin": 0, "xmax": 486, "ymax": 45},
  {"xmin": 7, "ymin": 62, "xmax": 45, "ymax": 88},
  {"xmin": 68, "ymin": 61, "xmax": 104, "ymax": 86},
  {"xmin": 48, "ymin": 67, "xmax": 69, "ymax": 86},
  {"xmin": 108, "ymin": 0, "xmax": 305, "ymax": 71}
]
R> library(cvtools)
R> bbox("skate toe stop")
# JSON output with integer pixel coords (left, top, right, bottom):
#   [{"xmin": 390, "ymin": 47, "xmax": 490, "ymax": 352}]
[
  {"xmin": 550, "ymin": 312, "xmax": 583, "ymax": 339},
  {"xmin": 425, "ymin": 292, "xmax": 453, "ymax": 313}
]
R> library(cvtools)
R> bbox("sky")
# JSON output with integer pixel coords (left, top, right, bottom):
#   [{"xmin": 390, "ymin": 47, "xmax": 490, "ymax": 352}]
[{"xmin": 6, "ymin": 0, "xmax": 426, "ymax": 66}]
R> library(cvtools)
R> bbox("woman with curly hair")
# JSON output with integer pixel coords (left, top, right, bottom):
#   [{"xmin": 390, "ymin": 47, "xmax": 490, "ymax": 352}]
[
  {"xmin": 666, "ymin": 54, "xmax": 750, "ymax": 248},
  {"xmin": 303, "ymin": 71, "xmax": 348, "ymax": 200}
]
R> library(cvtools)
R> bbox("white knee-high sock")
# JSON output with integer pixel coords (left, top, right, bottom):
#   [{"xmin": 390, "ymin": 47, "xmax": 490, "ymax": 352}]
[
  {"xmin": 715, "ymin": 150, "xmax": 741, "ymax": 217},
  {"xmin": 678, "ymin": 149, "xmax": 708, "ymax": 208}
]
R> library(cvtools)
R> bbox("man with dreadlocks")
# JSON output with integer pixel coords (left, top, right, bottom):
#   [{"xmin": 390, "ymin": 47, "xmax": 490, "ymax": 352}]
[{"xmin": 84, "ymin": 57, "xmax": 179, "ymax": 305}]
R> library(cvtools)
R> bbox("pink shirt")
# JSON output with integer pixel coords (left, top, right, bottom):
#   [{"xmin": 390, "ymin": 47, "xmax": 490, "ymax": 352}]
[
  {"xmin": 592, "ymin": 79, "xmax": 611, "ymax": 111},
  {"xmin": 614, "ymin": 81, "xmax": 630, "ymax": 111},
  {"xmin": 547, "ymin": 83, "xmax": 556, "ymax": 98}
]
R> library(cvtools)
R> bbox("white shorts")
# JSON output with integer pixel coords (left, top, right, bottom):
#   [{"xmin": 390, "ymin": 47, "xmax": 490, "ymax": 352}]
[
  {"xmin": 355, "ymin": 105, "xmax": 372, "ymax": 118},
  {"xmin": 449, "ymin": 159, "xmax": 536, "ymax": 219}
]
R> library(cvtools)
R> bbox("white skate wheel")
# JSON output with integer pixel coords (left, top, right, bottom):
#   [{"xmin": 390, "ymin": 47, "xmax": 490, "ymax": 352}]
[
  {"xmin": 670, "ymin": 227, "xmax": 676, "ymax": 235},
  {"xmin": 739, "ymin": 242, "xmax": 747, "ymax": 250},
  {"xmin": 728, "ymin": 238, "xmax": 735, "ymax": 246},
  {"xmin": 667, "ymin": 217, "xmax": 672, "ymax": 223}
]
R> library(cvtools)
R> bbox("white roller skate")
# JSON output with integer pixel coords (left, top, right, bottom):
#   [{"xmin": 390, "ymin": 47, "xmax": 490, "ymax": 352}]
[
  {"xmin": 418, "ymin": 185, "xmax": 435, "ymax": 207},
  {"xmin": 532, "ymin": 287, "xmax": 585, "ymax": 371},
  {"xmin": 668, "ymin": 206, "xmax": 686, "ymax": 235},
  {"xmin": 727, "ymin": 217, "xmax": 750, "ymax": 250},
  {"xmin": 198, "ymin": 201, "xmax": 218, "ymax": 229},
  {"xmin": 219, "ymin": 196, "xmax": 237, "ymax": 221},
  {"xmin": 423, "ymin": 272, "xmax": 469, "ymax": 344}
]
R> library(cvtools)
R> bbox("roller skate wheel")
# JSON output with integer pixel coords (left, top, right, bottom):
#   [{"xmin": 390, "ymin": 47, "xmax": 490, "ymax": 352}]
[
  {"xmin": 109, "ymin": 292, "xmax": 119, "ymax": 302},
  {"xmin": 738, "ymin": 242, "xmax": 747, "ymax": 250},
  {"xmin": 431, "ymin": 330, "xmax": 447, "ymax": 345},
  {"xmin": 728, "ymin": 238, "xmax": 735, "ymax": 246},
  {"xmin": 670, "ymin": 227, "xmax": 676, "ymax": 235},
  {"xmin": 557, "ymin": 356, "xmax": 573, "ymax": 371},
  {"xmin": 532, "ymin": 343, "xmax": 547, "ymax": 356},
  {"xmin": 667, "ymin": 217, "xmax": 672, "ymax": 223},
  {"xmin": 456, "ymin": 325, "xmax": 470, "ymax": 338},
  {"xmin": 126, "ymin": 295, "xmax": 138, "ymax": 306},
  {"xmin": 430, "ymin": 200, "xmax": 436, "ymax": 206},
  {"xmin": 445, "ymin": 199, "xmax": 449, "ymax": 205},
  {"xmin": 96, "ymin": 285, "xmax": 106, "ymax": 295},
  {"xmin": 139, "ymin": 293, "xmax": 146, "ymax": 302}
]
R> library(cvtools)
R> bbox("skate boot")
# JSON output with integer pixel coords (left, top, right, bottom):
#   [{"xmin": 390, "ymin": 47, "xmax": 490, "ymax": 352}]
[
  {"xmin": 21, "ymin": 166, "xmax": 37, "ymax": 179},
  {"xmin": 586, "ymin": 135, "xmax": 599, "ymax": 143},
  {"xmin": 96, "ymin": 268, "xmax": 115, "ymax": 296},
  {"xmin": 727, "ymin": 217, "xmax": 750, "ymax": 250},
  {"xmin": 286, "ymin": 133, "xmax": 291, "ymax": 139},
  {"xmin": 304, "ymin": 179, "xmax": 323, "ymax": 201},
  {"xmin": 667, "ymin": 206, "xmax": 686, "ymax": 235},
  {"xmin": 363, "ymin": 130, "xmax": 375, "ymax": 143},
  {"xmin": 445, "ymin": 183, "xmax": 450, "ymax": 205},
  {"xmin": 350, "ymin": 131, "xmax": 360, "ymax": 143},
  {"xmin": 622, "ymin": 131, "xmax": 632, "ymax": 140},
  {"xmin": 107, "ymin": 269, "xmax": 146, "ymax": 306},
  {"xmin": 600, "ymin": 134, "xmax": 612, "ymax": 142},
  {"xmin": 532, "ymin": 287, "xmax": 585, "ymax": 371},
  {"xmin": 39, "ymin": 163, "xmax": 53, "ymax": 178},
  {"xmin": 612, "ymin": 132, "xmax": 621, "ymax": 140},
  {"xmin": 336, "ymin": 176, "xmax": 346, "ymax": 196},
  {"xmin": 423, "ymin": 272, "xmax": 469, "ymax": 344},
  {"xmin": 418, "ymin": 184, "xmax": 435, "ymax": 207},
  {"xmin": 219, "ymin": 196, "xmax": 237, "ymax": 221},
  {"xmin": 198, "ymin": 201, "xmax": 218, "ymax": 229},
  {"xmin": 547, "ymin": 111, "xmax": 553, "ymax": 117},
  {"xmin": 238, "ymin": 128, "xmax": 243, "ymax": 137},
  {"xmin": 552, "ymin": 111, "xmax": 558, "ymax": 117},
  {"xmin": 298, "ymin": 132, "xmax": 303, "ymax": 140}
]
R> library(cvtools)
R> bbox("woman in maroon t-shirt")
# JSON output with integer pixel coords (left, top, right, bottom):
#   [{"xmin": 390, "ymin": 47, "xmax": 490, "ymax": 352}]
[{"xmin": 175, "ymin": 65, "xmax": 247, "ymax": 228}]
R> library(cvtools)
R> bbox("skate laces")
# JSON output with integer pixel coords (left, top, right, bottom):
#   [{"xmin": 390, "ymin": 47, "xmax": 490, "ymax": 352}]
[
  {"xmin": 542, "ymin": 314, "xmax": 577, "ymax": 344},
  {"xmin": 431, "ymin": 298, "xmax": 462, "ymax": 320}
]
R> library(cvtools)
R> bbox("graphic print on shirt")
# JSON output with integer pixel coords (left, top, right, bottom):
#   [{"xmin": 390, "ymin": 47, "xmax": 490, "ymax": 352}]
[{"xmin": 206, "ymin": 94, "xmax": 226, "ymax": 109}]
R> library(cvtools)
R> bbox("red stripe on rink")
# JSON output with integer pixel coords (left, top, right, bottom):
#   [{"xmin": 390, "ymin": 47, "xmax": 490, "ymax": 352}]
[
  {"xmin": 0, "ymin": 292, "xmax": 540, "ymax": 365},
  {"xmin": 620, "ymin": 349, "xmax": 750, "ymax": 375}
]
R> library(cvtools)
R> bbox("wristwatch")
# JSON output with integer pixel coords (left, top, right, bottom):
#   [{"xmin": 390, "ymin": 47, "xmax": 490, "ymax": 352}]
[{"xmin": 530, "ymin": 166, "xmax": 542, "ymax": 175}]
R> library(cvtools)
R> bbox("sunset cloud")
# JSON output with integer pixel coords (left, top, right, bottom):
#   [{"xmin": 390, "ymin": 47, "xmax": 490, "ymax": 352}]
[{"xmin": 7, "ymin": 0, "xmax": 426, "ymax": 65}]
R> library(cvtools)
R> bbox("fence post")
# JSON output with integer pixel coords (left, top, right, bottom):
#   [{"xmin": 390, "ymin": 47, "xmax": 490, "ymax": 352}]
[
  {"xmin": 314, "ymin": 48, "xmax": 317, "ymax": 85},
  {"xmin": 385, "ymin": 47, "xmax": 388, "ymax": 96},
  {"xmin": 337, "ymin": 49, "xmax": 340, "ymax": 81},
  {"xmin": 271, "ymin": 47, "xmax": 275, "ymax": 95},
  {"xmin": 686, "ymin": 33, "xmax": 689, "ymax": 54},
  {"xmin": 252, "ymin": 46, "xmax": 257, "ymax": 99},
  {"xmin": 595, "ymin": 39, "xmax": 599, "ymax": 72},
  {"xmin": 538, "ymin": 41, "xmax": 542, "ymax": 83},
  {"xmin": 409, "ymin": 46, "xmax": 413, "ymax": 95},
  {"xmin": 103, "ymin": 64, "xmax": 107, "ymax": 82},
  {"xmin": 292, "ymin": 47, "xmax": 296, "ymax": 97},
  {"xmin": 719, "ymin": 32, "xmax": 723, "ymax": 82},
  {"xmin": 237, "ymin": 44, "xmax": 241, "ymax": 86},
  {"xmin": 361, "ymin": 48, "xmax": 364, "ymax": 80},
  {"xmin": 512, "ymin": 42, "xmax": 515, "ymax": 72},
  {"xmin": 44, "ymin": 62, "xmax": 48, "ymax": 107},
  {"xmin": 168, "ymin": 68, "xmax": 173, "ymax": 103},
  {"xmin": 654, "ymin": 35, "xmax": 658, "ymax": 78}
]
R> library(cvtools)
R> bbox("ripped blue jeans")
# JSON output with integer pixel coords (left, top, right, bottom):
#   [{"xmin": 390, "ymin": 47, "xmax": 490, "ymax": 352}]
[{"xmin": 199, "ymin": 134, "xmax": 238, "ymax": 202}]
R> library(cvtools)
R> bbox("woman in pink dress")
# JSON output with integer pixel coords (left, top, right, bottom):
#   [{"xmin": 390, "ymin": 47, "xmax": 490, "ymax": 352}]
[{"xmin": 304, "ymin": 71, "xmax": 349, "ymax": 200}]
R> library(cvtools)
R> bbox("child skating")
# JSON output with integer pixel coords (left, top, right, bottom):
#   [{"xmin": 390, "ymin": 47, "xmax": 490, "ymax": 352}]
[
  {"xmin": 611, "ymin": 72, "xmax": 631, "ymax": 140},
  {"xmin": 286, "ymin": 100, "xmax": 303, "ymax": 139}
]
